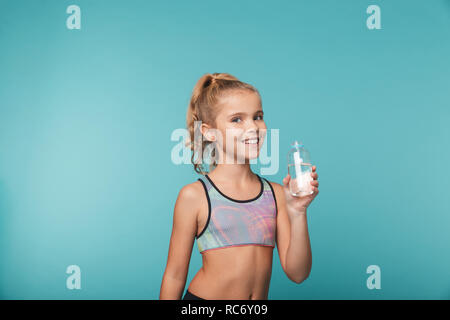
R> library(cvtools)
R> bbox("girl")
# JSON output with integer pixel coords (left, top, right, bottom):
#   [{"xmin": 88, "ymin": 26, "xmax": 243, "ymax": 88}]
[{"xmin": 160, "ymin": 73, "xmax": 319, "ymax": 300}]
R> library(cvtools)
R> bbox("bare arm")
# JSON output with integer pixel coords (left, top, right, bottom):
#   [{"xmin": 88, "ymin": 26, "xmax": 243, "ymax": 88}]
[
  {"xmin": 272, "ymin": 167, "xmax": 319, "ymax": 284},
  {"xmin": 273, "ymin": 182, "xmax": 311, "ymax": 284},
  {"xmin": 272, "ymin": 183, "xmax": 312, "ymax": 283},
  {"xmin": 284, "ymin": 213, "xmax": 312, "ymax": 284},
  {"xmin": 160, "ymin": 183, "xmax": 200, "ymax": 299}
]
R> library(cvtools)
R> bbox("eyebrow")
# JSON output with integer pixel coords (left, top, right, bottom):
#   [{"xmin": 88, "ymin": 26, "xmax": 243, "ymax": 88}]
[{"xmin": 228, "ymin": 110, "xmax": 264, "ymax": 118}]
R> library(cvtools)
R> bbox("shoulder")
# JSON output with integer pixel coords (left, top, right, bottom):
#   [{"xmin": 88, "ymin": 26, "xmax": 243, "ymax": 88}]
[
  {"xmin": 173, "ymin": 178, "xmax": 205, "ymax": 222},
  {"xmin": 176, "ymin": 178, "xmax": 205, "ymax": 204}
]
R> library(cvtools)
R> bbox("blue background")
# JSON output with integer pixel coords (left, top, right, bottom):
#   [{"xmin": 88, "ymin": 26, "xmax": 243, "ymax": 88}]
[{"xmin": 1, "ymin": 0, "xmax": 449, "ymax": 299}]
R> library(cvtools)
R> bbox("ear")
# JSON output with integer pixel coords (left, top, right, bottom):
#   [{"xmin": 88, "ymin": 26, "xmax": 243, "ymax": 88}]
[{"xmin": 200, "ymin": 123, "xmax": 216, "ymax": 142}]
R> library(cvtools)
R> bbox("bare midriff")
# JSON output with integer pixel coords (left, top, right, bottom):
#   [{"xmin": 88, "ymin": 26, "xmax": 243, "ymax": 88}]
[{"xmin": 187, "ymin": 244, "xmax": 274, "ymax": 300}]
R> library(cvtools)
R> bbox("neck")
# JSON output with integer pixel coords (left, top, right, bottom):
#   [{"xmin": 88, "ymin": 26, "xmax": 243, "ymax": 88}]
[{"xmin": 208, "ymin": 163, "xmax": 258, "ymax": 184}]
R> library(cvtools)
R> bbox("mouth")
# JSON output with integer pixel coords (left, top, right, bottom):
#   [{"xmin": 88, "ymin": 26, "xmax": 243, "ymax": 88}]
[{"xmin": 241, "ymin": 137, "xmax": 260, "ymax": 145}]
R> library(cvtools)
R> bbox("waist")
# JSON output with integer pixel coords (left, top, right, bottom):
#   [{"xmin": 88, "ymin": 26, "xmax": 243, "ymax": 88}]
[{"xmin": 189, "ymin": 245, "xmax": 274, "ymax": 299}]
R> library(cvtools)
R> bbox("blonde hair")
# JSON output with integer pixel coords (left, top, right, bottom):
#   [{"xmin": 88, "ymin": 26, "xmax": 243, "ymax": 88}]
[{"xmin": 185, "ymin": 72, "xmax": 261, "ymax": 175}]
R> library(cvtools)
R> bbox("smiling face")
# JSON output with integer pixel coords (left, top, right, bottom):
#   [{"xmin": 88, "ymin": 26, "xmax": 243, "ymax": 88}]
[{"xmin": 202, "ymin": 90, "xmax": 267, "ymax": 165}]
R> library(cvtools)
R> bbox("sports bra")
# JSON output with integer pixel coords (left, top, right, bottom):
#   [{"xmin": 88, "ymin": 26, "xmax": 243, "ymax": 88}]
[{"xmin": 196, "ymin": 173, "xmax": 278, "ymax": 254}]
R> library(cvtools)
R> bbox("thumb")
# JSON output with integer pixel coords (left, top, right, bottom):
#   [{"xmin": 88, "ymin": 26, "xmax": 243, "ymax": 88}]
[{"xmin": 282, "ymin": 174, "xmax": 291, "ymax": 187}]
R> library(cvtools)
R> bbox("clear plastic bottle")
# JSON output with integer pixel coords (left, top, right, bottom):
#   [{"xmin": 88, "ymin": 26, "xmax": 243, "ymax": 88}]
[{"xmin": 287, "ymin": 141, "xmax": 313, "ymax": 197}]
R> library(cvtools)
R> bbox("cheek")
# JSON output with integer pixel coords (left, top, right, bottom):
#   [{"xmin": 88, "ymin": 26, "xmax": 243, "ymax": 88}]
[
  {"xmin": 258, "ymin": 126, "xmax": 267, "ymax": 142},
  {"xmin": 220, "ymin": 130, "xmax": 244, "ymax": 152},
  {"xmin": 213, "ymin": 128, "xmax": 235, "ymax": 150},
  {"xmin": 220, "ymin": 126, "xmax": 242, "ymax": 143},
  {"xmin": 260, "ymin": 122, "xmax": 267, "ymax": 131},
  {"xmin": 212, "ymin": 126, "xmax": 226, "ymax": 143}
]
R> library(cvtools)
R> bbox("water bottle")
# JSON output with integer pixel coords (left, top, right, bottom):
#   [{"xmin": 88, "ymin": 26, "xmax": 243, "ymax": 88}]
[{"xmin": 287, "ymin": 141, "xmax": 313, "ymax": 197}]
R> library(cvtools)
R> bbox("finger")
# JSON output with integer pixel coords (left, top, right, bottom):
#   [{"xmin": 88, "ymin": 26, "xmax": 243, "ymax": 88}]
[
  {"xmin": 312, "ymin": 165, "xmax": 316, "ymax": 172},
  {"xmin": 310, "ymin": 172, "xmax": 318, "ymax": 180},
  {"xmin": 310, "ymin": 180, "xmax": 319, "ymax": 187}
]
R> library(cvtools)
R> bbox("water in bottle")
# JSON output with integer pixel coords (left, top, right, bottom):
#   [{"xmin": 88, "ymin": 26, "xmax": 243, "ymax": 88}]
[{"xmin": 287, "ymin": 141, "xmax": 313, "ymax": 197}]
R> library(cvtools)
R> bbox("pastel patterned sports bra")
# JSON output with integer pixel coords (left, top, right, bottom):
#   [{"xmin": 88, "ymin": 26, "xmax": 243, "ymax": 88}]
[{"xmin": 196, "ymin": 173, "xmax": 278, "ymax": 254}]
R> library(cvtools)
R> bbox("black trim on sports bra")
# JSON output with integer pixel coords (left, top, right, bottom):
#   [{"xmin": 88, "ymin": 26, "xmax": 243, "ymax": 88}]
[
  {"xmin": 196, "ymin": 178, "xmax": 211, "ymax": 239},
  {"xmin": 263, "ymin": 177, "xmax": 278, "ymax": 217},
  {"xmin": 205, "ymin": 174, "xmax": 264, "ymax": 203}
]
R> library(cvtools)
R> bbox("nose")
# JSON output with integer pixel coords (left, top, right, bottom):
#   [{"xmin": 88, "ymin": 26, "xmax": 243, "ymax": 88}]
[
  {"xmin": 247, "ymin": 118, "xmax": 260, "ymax": 130},
  {"xmin": 244, "ymin": 120, "xmax": 258, "ymax": 137}
]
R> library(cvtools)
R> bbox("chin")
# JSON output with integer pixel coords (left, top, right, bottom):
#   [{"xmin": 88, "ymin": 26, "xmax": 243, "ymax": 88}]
[{"xmin": 245, "ymin": 150, "xmax": 260, "ymax": 160}]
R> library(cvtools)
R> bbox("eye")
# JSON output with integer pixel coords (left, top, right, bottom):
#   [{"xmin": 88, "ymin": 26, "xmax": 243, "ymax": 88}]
[
  {"xmin": 255, "ymin": 115, "xmax": 263, "ymax": 120},
  {"xmin": 231, "ymin": 117, "xmax": 241, "ymax": 123}
]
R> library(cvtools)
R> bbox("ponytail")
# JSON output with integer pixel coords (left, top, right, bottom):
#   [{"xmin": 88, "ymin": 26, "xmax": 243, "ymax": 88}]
[{"xmin": 185, "ymin": 73, "xmax": 260, "ymax": 174}]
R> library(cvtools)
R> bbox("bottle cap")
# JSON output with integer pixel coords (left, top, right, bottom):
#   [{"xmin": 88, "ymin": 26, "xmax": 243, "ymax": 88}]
[{"xmin": 292, "ymin": 140, "xmax": 304, "ymax": 147}]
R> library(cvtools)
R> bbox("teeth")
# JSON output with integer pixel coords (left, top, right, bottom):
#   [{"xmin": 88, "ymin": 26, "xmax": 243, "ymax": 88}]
[{"xmin": 243, "ymin": 138, "xmax": 258, "ymax": 144}]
